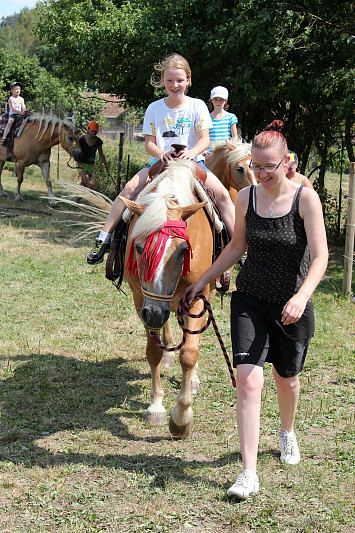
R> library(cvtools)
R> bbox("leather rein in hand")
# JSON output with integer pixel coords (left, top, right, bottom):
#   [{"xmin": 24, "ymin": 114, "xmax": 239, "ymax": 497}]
[{"xmin": 149, "ymin": 292, "xmax": 236, "ymax": 388}]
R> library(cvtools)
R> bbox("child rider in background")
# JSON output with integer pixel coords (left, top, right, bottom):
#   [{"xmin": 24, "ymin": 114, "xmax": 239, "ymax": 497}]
[
  {"xmin": 1, "ymin": 82, "xmax": 27, "ymax": 146},
  {"xmin": 205, "ymin": 85, "xmax": 238, "ymax": 156}
]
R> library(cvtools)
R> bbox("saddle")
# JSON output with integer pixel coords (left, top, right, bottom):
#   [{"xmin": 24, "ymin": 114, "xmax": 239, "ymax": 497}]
[{"xmin": 148, "ymin": 144, "xmax": 207, "ymax": 183}]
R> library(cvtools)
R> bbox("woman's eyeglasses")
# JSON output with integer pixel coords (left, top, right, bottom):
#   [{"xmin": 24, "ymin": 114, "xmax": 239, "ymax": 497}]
[{"xmin": 250, "ymin": 155, "xmax": 286, "ymax": 173}]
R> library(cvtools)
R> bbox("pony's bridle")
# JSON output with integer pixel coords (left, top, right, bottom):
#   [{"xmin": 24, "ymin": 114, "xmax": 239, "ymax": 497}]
[
  {"xmin": 61, "ymin": 128, "xmax": 79, "ymax": 155},
  {"xmin": 127, "ymin": 220, "xmax": 192, "ymax": 303},
  {"xmin": 141, "ymin": 275, "xmax": 182, "ymax": 302}
]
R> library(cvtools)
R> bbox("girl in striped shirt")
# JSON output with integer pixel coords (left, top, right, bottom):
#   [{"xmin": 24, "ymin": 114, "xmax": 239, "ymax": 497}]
[{"xmin": 207, "ymin": 86, "xmax": 238, "ymax": 154}]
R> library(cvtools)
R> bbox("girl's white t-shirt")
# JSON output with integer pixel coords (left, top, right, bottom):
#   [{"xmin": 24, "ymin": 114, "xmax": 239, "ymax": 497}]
[{"xmin": 142, "ymin": 96, "xmax": 212, "ymax": 163}]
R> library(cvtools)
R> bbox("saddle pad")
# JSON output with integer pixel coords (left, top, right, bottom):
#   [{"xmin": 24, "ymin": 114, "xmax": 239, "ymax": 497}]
[{"xmin": 148, "ymin": 158, "xmax": 207, "ymax": 183}]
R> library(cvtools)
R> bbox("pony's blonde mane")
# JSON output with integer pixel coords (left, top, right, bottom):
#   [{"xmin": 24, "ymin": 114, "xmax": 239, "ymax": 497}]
[
  {"xmin": 131, "ymin": 160, "xmax": 196, "ymax": 240},
  {"xmin": 213, "ymin": 139, "xmax": 252, "ymax": 165},
  {"xmin": 24, "ymin": 114, "xmax": 76, "ymax": 141},
  {"xmin": 227, "ymin": 140, "xmax": 252, "ymax": 165}
]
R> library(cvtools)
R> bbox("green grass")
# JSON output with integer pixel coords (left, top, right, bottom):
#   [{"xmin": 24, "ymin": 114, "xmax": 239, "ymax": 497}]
[{"xmin": 0, "ymin": 157, "xmax": 354, "ymax": 532}]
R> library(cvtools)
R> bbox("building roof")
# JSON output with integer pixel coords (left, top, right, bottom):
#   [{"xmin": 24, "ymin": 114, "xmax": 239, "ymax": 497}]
[{"xmin": 86, "ymin": 92, "xmax": 125, "ymax": 118}]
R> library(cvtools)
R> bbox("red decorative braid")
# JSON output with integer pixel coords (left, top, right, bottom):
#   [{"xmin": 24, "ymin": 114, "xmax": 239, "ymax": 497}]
[
  {"xmin": 126, "ymin": 220, "xmax": 193, "ymax": 282},
  {"xmin": 150, "ymin": 293, "xmax": 236, "ymax": 388}
]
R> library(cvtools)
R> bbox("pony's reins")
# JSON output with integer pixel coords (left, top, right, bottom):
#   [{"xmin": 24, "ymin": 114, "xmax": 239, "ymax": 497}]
[{"xmin": 149, "ymin": 293, "xmax": 236, "ymax": 388}]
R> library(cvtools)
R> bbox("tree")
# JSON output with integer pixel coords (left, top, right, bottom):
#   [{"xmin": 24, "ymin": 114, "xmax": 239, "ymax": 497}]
[
  {"xmin": 35, "ymin": 0, "xmax": 354, "ymax": 182},
  {"xmin": 0, "ymin": 7, "xmax": 42, "ymax": 57}
]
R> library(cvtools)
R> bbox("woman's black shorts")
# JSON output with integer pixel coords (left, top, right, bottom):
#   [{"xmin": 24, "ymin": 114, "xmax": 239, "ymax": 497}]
[{"xmin": 230, "ymin": 292, "xmax": 315, "ymax": 378}]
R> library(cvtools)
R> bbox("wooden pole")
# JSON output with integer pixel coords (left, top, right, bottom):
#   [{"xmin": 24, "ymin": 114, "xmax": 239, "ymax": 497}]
[
  {"xmin": 342, "ymin": 162, "xmax": 355, "ymax": 296},
  {"xmin": 57, "ymin": 104, "xmax": 61, "ymax": 182},
  {"xmin": 337, "ymin": 135, "xmax": 344, "ymax": 236},
  {"xmin": 117, "ymin": 131, "xmax": 124, "ymax": 194},
  {"xmin": 125, "ymin": 154, "xmax": 130, "ymax": 188}
]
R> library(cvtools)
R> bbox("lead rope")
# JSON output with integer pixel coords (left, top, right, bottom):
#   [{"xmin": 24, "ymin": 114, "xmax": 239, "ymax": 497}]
[{"xmin": 149, "ymin": 293, "xmax": 236, "ymax": 388}]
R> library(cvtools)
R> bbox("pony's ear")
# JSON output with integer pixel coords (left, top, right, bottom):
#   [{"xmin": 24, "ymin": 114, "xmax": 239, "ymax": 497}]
[
  {"xmin": 118, "ymin": 196, "xmax": 145, "ymax": 216},
  {"xmin": 226, "ymin": 139, "xmax": 236, "ymax": 151},
  {"xmin": 181, "ymin": 201, "xmax": 207, "ymax": 221}
]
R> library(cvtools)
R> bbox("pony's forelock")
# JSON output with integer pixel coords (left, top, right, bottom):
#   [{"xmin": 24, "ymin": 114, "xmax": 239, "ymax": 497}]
[{"xmin": 227, "ymin": 141, "xmax": 252, "ymax": 165}]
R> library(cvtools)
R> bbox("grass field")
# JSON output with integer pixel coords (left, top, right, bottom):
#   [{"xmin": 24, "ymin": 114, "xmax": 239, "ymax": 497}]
[{"xmin": 0, "ymin": 149, "xmax": 354, "ymax": 532}]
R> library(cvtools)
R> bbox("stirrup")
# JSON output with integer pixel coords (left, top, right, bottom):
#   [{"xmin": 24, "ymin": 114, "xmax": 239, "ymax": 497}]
[{"xmin": 216, "ymin": 270, "xmax": 230, "ymax": 293}]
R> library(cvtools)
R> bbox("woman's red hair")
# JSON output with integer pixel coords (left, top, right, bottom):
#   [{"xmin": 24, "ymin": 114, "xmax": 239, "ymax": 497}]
[{"xmin": 252, "ymin": 120, "xmax": 288, "ymax": 155}]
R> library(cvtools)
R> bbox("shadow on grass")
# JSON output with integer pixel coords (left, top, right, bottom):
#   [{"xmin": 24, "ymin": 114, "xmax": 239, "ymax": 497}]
[
  {"xmin": 0, "ymin": 352, "xmax": 152, "ymax": 443},
  {"xmin": 0, "ymin": 185, "xmax": 95, "ymax": 248},
  {"xmin": 0, "ymin": 351, "xmax": 277, "ymax": 489}
]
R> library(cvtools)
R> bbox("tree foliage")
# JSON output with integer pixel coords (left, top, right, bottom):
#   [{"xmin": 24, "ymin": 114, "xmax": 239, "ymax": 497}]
[
  {"xmin": 0, "ymin": 7, "xmax": 106, "ymax": 128},
  {"xmin": 35, "ymin": 0, "xmax": 354, "ymax": 178}
]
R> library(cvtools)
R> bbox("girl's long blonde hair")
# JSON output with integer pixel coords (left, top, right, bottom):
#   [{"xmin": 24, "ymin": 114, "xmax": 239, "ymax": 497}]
[{"xmin": 150, "ymin": 53, "xmax": 192, "ymax": 93}]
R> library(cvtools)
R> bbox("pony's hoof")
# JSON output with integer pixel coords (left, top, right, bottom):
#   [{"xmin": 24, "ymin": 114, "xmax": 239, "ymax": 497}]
[
  {"xmin": 48, "ymin": 200, "xmax": 59, "ymax": 208},
  {"xmin": 169, "ymin": 417, "xmax": 194, "ymax": 438},
  {"xmin": 146, "ymin": 410, "xmax": 167, "ymax": 425},
  {"xmin": 14, "ymin": 194, "xmax": 24, "ymax": 202},
  {"xmin": 161, "ymin": 352, "xmax": 175, "ymax": 368},
  {"xmin": 191, "ymin": 380, "xmax": 200, "ymax": 395},
  {"xmin": 0, "ymin": 190, "xmax": 7, "ymax": 198}
]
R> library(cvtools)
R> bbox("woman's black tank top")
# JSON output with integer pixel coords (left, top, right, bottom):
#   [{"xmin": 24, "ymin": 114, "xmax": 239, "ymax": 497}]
[{"xmin": 236, "ymin": 185, "xmax": 309, "ymax": 303}]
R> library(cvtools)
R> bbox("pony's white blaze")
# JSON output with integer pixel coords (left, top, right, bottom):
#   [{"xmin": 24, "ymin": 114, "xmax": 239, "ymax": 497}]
[{"xmin": 154, "ymin": 236, "xmax": 173, "ymax": 292}]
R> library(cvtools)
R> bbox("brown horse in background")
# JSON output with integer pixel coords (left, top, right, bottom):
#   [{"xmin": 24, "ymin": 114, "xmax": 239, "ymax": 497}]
[
  {"xmin": 0, "ymin": 116, "xmax": 82, "ymax": 206},
  {"xmin": 206, "ymin": 139, "xmax": 256, "ymax": 203},
  {"xmin": 120, "ymin": 160, "xmax": 214, "ymax": 438}
]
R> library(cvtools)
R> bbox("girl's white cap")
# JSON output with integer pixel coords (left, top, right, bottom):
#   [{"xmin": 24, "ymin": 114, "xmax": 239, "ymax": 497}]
[{"xmin": 210, "ymin": 86, "xmax": 228, "ymax": 99}]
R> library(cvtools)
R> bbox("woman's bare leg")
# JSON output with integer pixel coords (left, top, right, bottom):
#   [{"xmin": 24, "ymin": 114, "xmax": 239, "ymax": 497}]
[
  {"xmin": 236, "ymin": 364, "xmax": 264, "ymax": 472},
  {"xmin": 272, "ymin": 367, "xmax": 300, "ymax": 431}
]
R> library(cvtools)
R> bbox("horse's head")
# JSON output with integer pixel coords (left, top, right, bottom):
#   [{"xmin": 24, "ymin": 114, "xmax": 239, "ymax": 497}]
[
  {"xmin": 60, "ymin": 124, "xmax": 83, "ymax": 162},
  {"xmin": 121, "ymin": 195, "xmax": 206, "ymax": 330},
  {"xmin": 225, "ymin": 140, "xmax": 256, "ymax": 191}
]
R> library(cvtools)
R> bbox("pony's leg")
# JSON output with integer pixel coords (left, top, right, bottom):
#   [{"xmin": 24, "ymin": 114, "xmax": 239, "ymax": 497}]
[
  {"xmin": 145, "ymin": 328, "xmax": 167, "ymax": 425},
  {"xmin": 191, "ymin": 360, "xmax": 200, "ymax": 395},
  {"xmin": 169, "ymin": 298, "xmax": 205, "ymax": 438},
  {"xmin": 161, "ymin": 319, "xmax": 175, "ymax": 368},
  {"xmin": 0, "ymin": 160, "xmax": 7, "ymax": 198},
  {"xmin": 14, "ymin": 162, "xmax": 25, "ymax": 202},
  {"xmin": 38, "ymin": 152, "xmax": 58, "ymax": 207}
]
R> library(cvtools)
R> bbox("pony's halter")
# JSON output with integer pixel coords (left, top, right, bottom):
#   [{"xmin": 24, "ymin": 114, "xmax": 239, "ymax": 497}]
[
  {"xmin": 126, "ymin": 220, "xmax": 192, "ymax": 302},
  {"xmin": 61, "ymin": 128, "xmax": 78, "ymax": 155}
]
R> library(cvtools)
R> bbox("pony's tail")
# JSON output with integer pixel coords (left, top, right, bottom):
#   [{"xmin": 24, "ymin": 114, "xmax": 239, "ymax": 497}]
[{"xmin": 42, "ymin": 181, "xmax": 113, "ymax": 241}]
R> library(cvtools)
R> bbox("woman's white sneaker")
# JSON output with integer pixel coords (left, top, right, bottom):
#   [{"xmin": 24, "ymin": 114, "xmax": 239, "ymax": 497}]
[
  {"xmin": 227, "ymin": 469, "xmax": 259, "ymax": 499},
  {"xmin": 279, "ymin": 428, "xmax": 300, "ymax": 465}
]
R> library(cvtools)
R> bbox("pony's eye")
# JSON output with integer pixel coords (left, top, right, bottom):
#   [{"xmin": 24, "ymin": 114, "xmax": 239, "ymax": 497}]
[
  {"xmin": 135, "ymin": 243, "xmax": 144, "ymax": 255},
  {"xmin": 178, "ymin": 242, "xmax": 188, "ymax": 256},
  {"xmin": 236, "ymin": 166, "xmax": 245, "ymax": 173},
  {"xmin": 68, "ymin": 136, "xmax": 74, "ymax": 142}
]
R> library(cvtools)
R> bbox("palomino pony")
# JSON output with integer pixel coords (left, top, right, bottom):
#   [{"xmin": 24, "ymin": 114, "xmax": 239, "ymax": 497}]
[
  {"xmin": 205, "ymin": 139, "xmax": 256, "ymax": 203},
  {"xmin": 0, "ymin": 115, "xmax": 82, "ymax": 206},
  {"xmin": 120, "ymin": 160, "xmax": 215, "ymax": 438}
]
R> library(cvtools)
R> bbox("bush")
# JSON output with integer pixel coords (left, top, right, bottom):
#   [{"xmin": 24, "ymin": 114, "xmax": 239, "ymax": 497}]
[{"xmin": 313, "ymin": 180, "xmax": 346, "ymax": 246}]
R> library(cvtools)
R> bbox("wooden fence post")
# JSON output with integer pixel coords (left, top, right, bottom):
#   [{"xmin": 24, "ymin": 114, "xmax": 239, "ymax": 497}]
[
  {"xmin": 117, "ymin": 132, "xmax": 124, "ymax": 194},
  {"xmin": 342, "ymin": 162, "xmax": 355, "ymax": 296}
]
